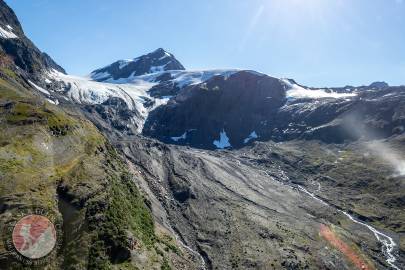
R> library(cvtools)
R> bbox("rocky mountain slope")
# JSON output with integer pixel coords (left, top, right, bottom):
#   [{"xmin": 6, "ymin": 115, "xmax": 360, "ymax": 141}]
[
  {"xmin": 0, "ymin": 1, "xmax": 199, "ymax": 270},
  {"xmin": 90, "ymin": 48, "xmax": 185, "ymax": 82},
  {"xmin": 117, "ymin": 134, "xmax": 405, "ymax": 270},
  {"xmin": 52, "ymin": 51, "xmax": 405, "ymax": 269},
  {"xmin": 0, "ymin": 0, "xmax": 404, "ymax": 269},
  {"xmin": 0, "ymin": 0, "xmax": 64, "ymax": 81},
  {"xmin": 0, "ymin": 72, "xmax": 199, "ymax": 270},
  {"xmin": 63, "ymin": 53, "xmax": 405, "ymax": 270},
  {"xmin": 143, "ymin": 74, "xmax": 404, "ymax": 148}
]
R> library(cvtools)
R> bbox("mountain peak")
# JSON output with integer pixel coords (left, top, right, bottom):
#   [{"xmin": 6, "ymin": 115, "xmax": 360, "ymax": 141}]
[
  {"xmin": 149, "ymin": 48, "xmax": 174, "ymax": 60},
  {"xmin": 153, "ymin": 47, "xmax": 168, "ymax": 53},
  {"xmin": 90, "ymin": 48, "xmax": 185, "ymax": 82},
  {"xmin": 369, "ymin": 81, "xmax": 389, "ymax": 89}
]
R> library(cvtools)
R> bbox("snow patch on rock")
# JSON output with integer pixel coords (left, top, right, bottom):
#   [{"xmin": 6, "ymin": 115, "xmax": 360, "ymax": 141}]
[
  {"xmin": 46, "ymin": 98, "xmax": 59, "ymax": 105},
  {"xmin": 282, "ymin": 79, "xmax": 357, "ymax": 99},
  {"xmin": 119, "ymin": 58, "xmax": 139, "ymax": 69},
  {"xmin": 213, "ymin": 129, "xmax": 232, "ymax": 149},
  {"xmin": 159, "ymin": 51, "xmax": 171, "ymax": 60},
  {"xmin": 28, "ymin": 80, "xmax": 50, "ymax": 95},
  {"xmin": 243, "ymin": 131, "xmax": 258, "ymax": 144},
  {"xmin": 171, "ymin": 131, "xmax": 187, "ymax": 142},
  {"xmin": 0, "ymin": 25, "xmax": 18, "ymax": 39}
]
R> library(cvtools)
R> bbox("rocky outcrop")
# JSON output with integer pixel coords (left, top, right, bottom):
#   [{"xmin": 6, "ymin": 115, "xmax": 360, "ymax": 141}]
[
  {"xmin": 82, "ymin": 97, "xmax": 142, "ymax": 136},
  {"xmin": 0, "ymin": 0, "xmax": 65, "ymax": 82},
  {"xmin": 143, "ymin": 71, "xmax": 287, "ymax": 149}
]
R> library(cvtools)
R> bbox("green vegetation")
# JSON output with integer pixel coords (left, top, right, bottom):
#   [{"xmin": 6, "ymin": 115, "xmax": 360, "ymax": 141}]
[
  {"xmin": 4, "ymin": 101, "xmax": 75, "ymax": 135},
  {"xmin": 158, "ymin": 235, "xmax": 181, "ymax": 255},
  {"xmin": 0, "ymin": 71, "xmax": 186, "ymax": 269},
  {"xmin": 0, "ymin": 77, "xmax": 24, "ymax": 99},
  {"xmin": 161, "ymin": 258, "xmax": 172, "ymax": 270},
  {"xmin": 87, "ymin": 166, "xmax": 156, "ymax": 268},
  {"xmin": 107, "ymin": 171, "xmax": 156, "ymax": 247},
  {"xmin": 0, "ymin": 67, "xmax": 17, "ymax": 80},
  {"xmin": 0, "ymin": 158, "xmax": 23, "ymax": 172}
]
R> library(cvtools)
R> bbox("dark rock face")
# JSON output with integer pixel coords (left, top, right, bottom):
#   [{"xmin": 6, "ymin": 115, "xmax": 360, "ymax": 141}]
[
  {"xmin": 143, "ymin": 71, "xmax": 405, "ymax": 148},
  {"xmin": 0, "ymin": 0, "xmax": 23, "ymax": 36},
  {"xmin": 369, "ymin": 81, "xmax": 389, "ymax": 89},
  {"xmin": 296, "ymin": 87, "xmax": 405, "ymax": 143},
  {"xmin": 91, "ymin": 48, "xmax": 185, "ymax": 81},
  {"xmin": 148, "ymin": 72, "xmax": 180, "ymax": 98},
  {"xmin": 83, "ymin": 97, "xmax": 142, "ymax": 136},
  {"xmin": 41, "ymin": 52, "xmax": 65, "ymax": 73},
  {"xmin": 0, "ymin": 0, "xmax": 65, "ymax": 80},
  {"xmin": 143, "ymin": 71, "xmax": 287, "ymax": 149}
]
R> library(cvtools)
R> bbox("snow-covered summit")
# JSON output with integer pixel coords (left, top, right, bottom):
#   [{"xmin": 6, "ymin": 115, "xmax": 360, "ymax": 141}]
[{"xmin": 90, "ymin": 48, "xmax": 185, "ymax": 82}]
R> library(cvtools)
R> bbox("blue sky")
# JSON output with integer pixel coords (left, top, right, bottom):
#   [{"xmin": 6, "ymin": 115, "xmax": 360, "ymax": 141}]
[{"xmin": 6, "ymin": 0, "xmax": 405, "ymax": 87}]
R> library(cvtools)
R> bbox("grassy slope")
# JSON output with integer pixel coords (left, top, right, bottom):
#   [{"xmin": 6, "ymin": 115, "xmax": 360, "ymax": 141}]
[{"xmin": 0, "ymin": 71, "xmax": 188, "ymax": 269}]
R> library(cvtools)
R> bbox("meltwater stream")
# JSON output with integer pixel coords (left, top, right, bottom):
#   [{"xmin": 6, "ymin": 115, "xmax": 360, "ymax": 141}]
[
  {"xmin": 247, "ymin": 160, "xmax": 402, "ymax": 269},
  {"xmin": 297, "ymin": 186, "xmax": 401, "ymax": 270},
  {"xmin": 165, "ymin": 217, "xmax": 207, "ymax": 270}
]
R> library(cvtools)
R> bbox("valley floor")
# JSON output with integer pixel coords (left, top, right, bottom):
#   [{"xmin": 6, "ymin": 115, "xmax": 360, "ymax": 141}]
[{"xmin": 116, "ymin": 135, "xmax": 405, "ymax": 270}]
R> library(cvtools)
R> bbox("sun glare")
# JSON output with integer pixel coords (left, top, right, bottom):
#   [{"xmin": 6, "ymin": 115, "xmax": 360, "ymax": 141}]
[{"xmin": 266, "ymin": 0, "xmax": 333, "ymax": 21}]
